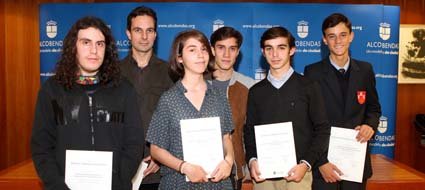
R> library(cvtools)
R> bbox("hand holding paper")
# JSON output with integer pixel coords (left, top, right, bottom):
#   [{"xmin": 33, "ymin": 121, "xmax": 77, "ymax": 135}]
[
  {"xmin": 142, "ymin": 156, "xmax": 160, "ymax": 176},
  {"xmin": 355, "ymin": 124, "xmax": 375, "ymax": 143},
  {"xmin": 285, "ymin": 163, "xmax": 309, "ymax": 182},
  {"xmin": 132, "ymin": 162, "xmax": 148, "ymax": 190},
  {"xmin": 249, "ymin": 160, "xmax": 265, "ymax": 183},
  {"xmin": 180, "ymin": 162, "xmax": 208, "ymax": 183},
  {"xmin": 210, "ymin": 159, "xmax": 232, "ymax": 182},
  {"xmin": 328, "ymin": 127, "xmax": 367, "ymax": 183},
  {"xmin": 318, "ymin": 162, "xmax": 342, "ymax": 183}
]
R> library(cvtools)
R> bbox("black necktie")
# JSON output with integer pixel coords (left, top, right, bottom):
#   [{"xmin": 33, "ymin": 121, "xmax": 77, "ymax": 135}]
[{"xmin": 339, "ymin": 68, "xmax": 345, "ymax": 75}]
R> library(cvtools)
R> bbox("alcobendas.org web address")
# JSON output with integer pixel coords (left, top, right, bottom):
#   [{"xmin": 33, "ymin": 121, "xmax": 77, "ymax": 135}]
[
  {"xmin": 242, "ymin": 24, "xmax": 280, "ymax": 28},
  {"xmin": 158, "ymin": 24, "xmax": 195, "ymax": 29}
]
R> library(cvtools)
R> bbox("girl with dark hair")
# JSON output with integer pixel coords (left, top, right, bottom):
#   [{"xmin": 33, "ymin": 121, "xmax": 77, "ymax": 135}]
[{"xmin": 146, "ymin": 29, "xmax": 234, "ymax": 189}]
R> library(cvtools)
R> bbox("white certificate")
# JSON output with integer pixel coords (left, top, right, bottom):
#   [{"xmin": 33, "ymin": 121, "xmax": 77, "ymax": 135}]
[
  {"xmin": 328, "ymin": 127, "xmax": 367, "ymax": 183},
  {"xmin": 131, "ymin": 161, "xmax": 148, "ymax": 190},
  {"xmin": 180, "ymin": 117, "xmax": 223, "ymax": 180},
  {"xmin": 254, "ymin": 122, "xmax": 297, "ymax": 179},
  {"xmin": 65, "ymin": 150, "xmax": 113, "ymax": 190}
]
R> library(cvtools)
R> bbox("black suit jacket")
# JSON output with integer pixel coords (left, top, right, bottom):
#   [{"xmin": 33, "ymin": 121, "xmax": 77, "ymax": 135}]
[{"xmin": 304, "ymin": 57, "xmax": 381, "ymax": 179}]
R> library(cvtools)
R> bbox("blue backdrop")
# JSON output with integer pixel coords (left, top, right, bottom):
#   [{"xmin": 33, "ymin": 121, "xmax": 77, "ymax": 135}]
[{"xmin": 39, "ymin": 2, "xmax": 399, "ymax": 158}]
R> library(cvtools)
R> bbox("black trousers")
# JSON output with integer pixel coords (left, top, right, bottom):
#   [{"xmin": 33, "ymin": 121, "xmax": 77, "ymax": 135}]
[
  {"xmin": 139, "ymin": 183, "xmax": 159, "ymax": 190},
  {"xmin": 230, "ymin": 174, "xmax": 243, "ymax": 190},
  {"xmin": 312, "ymin": 178, "xmax": 367, "ymax": 190}
]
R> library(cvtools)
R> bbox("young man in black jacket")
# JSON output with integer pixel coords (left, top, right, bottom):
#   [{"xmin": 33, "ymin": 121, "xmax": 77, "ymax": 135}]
[
  {"xmin": 31, "ymin": 16, "xmax": 143, "ymax": 190},
  {"xmin": 119, "ymin": 6, "xmax": 173, "ymax": 190},
  {"xmin": 244, "ymin": 26, "xmax": 330, "ymax": 190},
  {"xmin": 304, "ymin": 13, "xmax": 381, "ymax": 190}
]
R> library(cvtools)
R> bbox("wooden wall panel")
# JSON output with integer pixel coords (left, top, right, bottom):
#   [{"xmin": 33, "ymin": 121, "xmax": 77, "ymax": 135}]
[
  {"xmin": 3, "ymin": 0, "xmax": 40, "ymax": 169},
  {"xmin": 394, "ymin": 0, "xmax": 425, "ymax": 173},
  {"xmin": 399, "ymin": 0, "xmax": 425, "ymax": 24},
  {"xmin": 395, "ymin": 85, "xmax": 425, "ymax": 172},
  {"xmin": 0, "ymin": 0, "xmax": 7, "ymax": 170},
  {"xmin": 1, "ymin": 0, "xmax": 425, "ymax": 175}
]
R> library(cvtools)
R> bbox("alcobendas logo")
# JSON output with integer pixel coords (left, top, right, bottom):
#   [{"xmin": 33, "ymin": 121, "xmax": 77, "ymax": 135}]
[
  {"xmin": 377, "ymin": 116, "xmax": 388, "ymax": 134},
  {"xmin": 297, "ymin": 21, "xmax": 308, "ymax": 39},
  {"xmin": 46, "ymin": 20, "xmax": 57, "ymax": 39},
  {"xmin": 213, "ymin": 19, "xmax": 224, "ymax": 32},
  {"xmin": 379, "ymin": 22, "xmax": 391, "ymax": 41}
]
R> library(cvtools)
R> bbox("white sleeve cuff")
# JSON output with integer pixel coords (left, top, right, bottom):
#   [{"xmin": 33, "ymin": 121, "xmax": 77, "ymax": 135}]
[
  {"xmin": 300, "ymin": 160, "xmax": 312, "ymax": 171},
  {"xmin": 248, "ymin": 157, "xmax": 257, "ymax": 168}
]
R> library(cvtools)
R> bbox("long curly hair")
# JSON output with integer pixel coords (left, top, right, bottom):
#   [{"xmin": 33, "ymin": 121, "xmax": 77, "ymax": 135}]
[{"xmin": 54, "ymin": 16, "xmax": 120, "ymax": 89}]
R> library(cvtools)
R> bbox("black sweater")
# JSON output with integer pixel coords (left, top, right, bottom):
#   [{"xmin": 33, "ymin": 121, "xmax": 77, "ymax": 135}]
[{"xmin": 244, "ymin": 72, "xmax": 330, "ymax": 168}]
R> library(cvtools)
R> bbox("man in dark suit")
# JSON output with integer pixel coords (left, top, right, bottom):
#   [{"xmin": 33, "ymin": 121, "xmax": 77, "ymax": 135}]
[
  {"xmin": 120, "ymin": 6, "xmax": 174, "ymax": 190},
  {"xmin": 244, "ymin": 26, "xmax": 330, "ymax": 190},
  {"xmin": 304, "ymin": 13, "xmax": 381, "ymax": 190}
]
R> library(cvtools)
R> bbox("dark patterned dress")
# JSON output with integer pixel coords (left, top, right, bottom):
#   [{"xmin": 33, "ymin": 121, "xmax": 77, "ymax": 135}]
[{"xmin": 147, "ymin": 80, "xmax": 234, "ymax": 190}]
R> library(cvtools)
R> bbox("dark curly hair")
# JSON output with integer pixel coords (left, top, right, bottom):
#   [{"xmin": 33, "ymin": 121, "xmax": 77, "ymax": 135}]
[
  {"xmin": 54, "ymin": 16, "xmax": 120, "ymax": 89},
  {"xmin": 169, "ymin": 29, "xmax": 215, "ymax": 81}
]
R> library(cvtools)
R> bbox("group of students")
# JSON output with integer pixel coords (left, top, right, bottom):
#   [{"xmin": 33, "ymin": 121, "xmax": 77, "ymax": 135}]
[{"xmin": 31, "ymin": 5, "xmax": 381, "ymax": 190}]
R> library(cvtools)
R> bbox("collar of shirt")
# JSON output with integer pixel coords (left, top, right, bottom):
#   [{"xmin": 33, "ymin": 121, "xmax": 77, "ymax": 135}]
[
  {"xmin": 267, "ymin": 67, "xmax": 294, "ymax": 89},
  {"xmin": 329, "ymin": 56, "xmax": 350, "ymax": 71},
  {"xmin": 128, "ymin": 51, "xmax": 158, "ymax": 71},
  {"xmin": 176, "ymin": 79, "xmax": 213, "ymax": 95}
]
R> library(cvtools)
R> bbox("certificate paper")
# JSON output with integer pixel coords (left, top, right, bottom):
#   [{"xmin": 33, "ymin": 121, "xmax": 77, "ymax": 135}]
[
  {"xmin": 254, "ymin": 122, "xmax": 297, "ymax": 179},
  {"xmin": 180, "ymin": 117, "xmax": 223, "ymax": 180},
  {"xmin": 131, "ymin": 161, "xmax": 148, "ymax": 190},
  {"xmin": 65, "ymin": 150, "xmax": 113, "ymax": 190},
  {"xmin": 328, "ymin": 127, "xmax": 367, "ymax": 183}
]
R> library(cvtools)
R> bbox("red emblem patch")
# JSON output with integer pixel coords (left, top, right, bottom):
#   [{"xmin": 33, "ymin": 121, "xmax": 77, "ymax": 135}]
[{"xmin": 357, "ymin": 91, "xmax": 366, "ymax": 105}]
